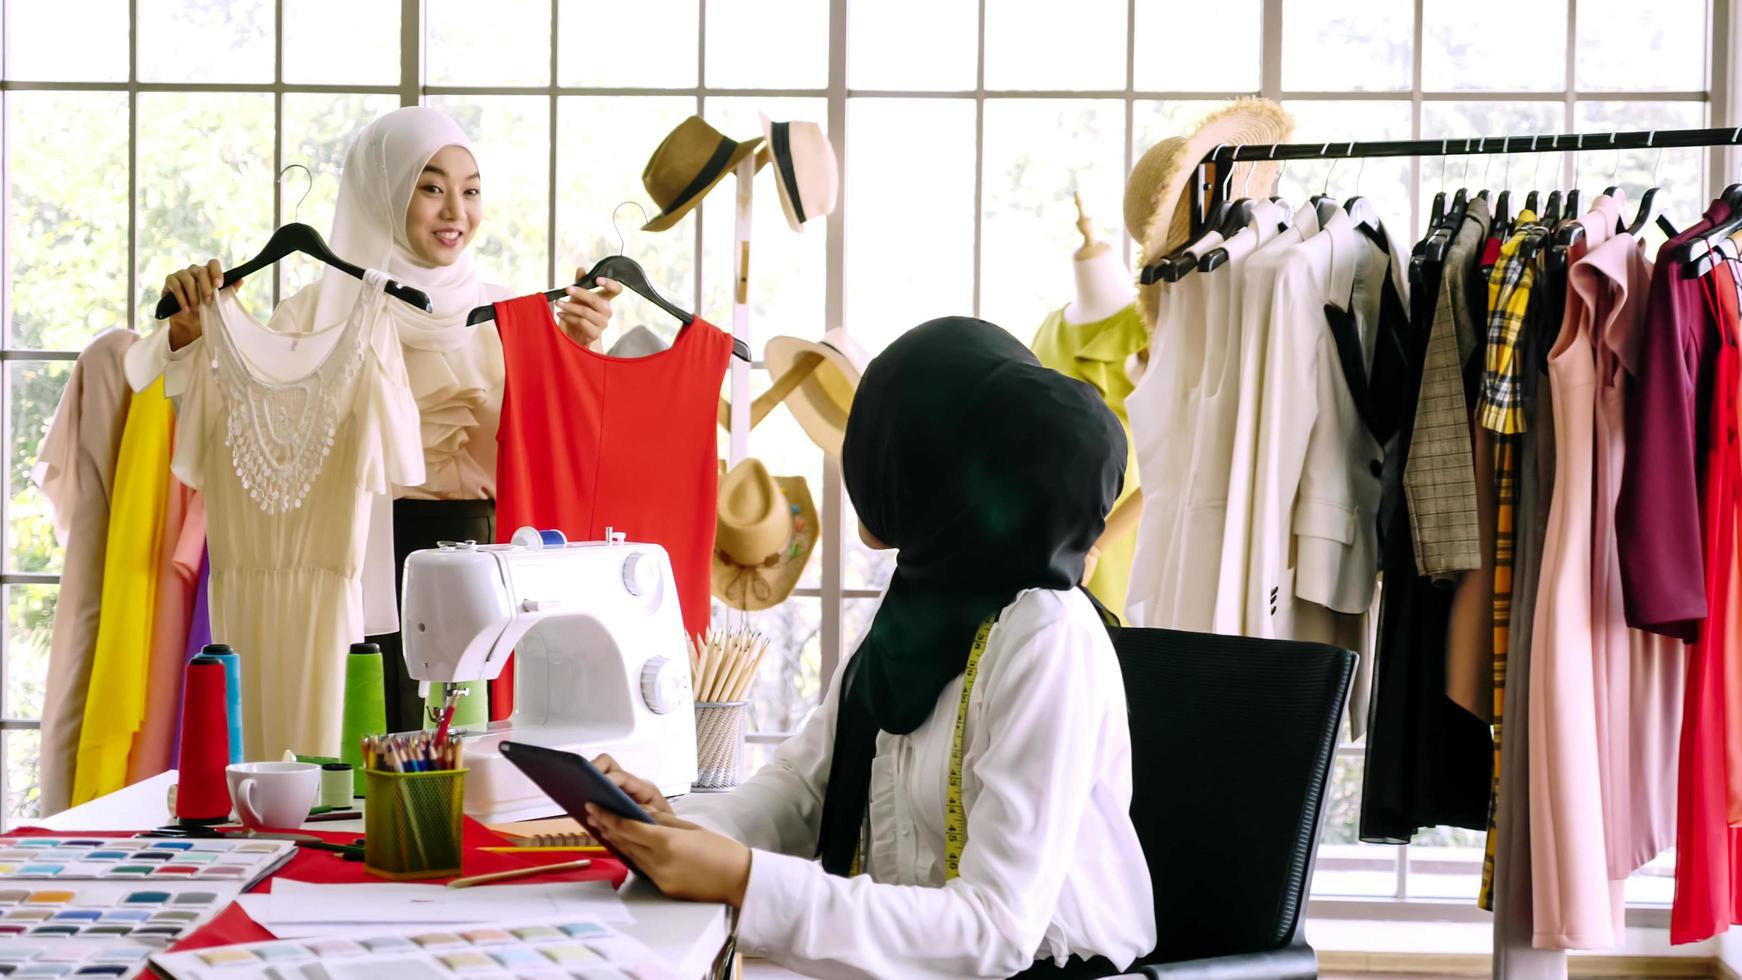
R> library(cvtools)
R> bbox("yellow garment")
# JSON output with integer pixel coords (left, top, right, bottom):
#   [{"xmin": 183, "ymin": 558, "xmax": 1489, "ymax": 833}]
[
  {"xmin": 71, "ymin": 379, "xmax": 172, "ymax": 804},
  {"xmin": 1030, "ymin": 303, "xmax": 1147, "ymax": 618}
]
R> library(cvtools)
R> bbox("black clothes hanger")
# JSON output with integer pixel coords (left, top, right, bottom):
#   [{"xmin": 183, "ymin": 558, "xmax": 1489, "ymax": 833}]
[
  {"xmin": 465, "ymin": 254, "xmax": 751, "ymax": 361},
  {"xmin": 1542, "ymin": 189, "xmax": 1563, "ymax": 225},
  {"xmin": 1145, "ymin": 149, "xmax": 1240, "ymax": 283},
  {"xmin": 152, "ymin": 223, "xmax": 433, "ymax": 320}
]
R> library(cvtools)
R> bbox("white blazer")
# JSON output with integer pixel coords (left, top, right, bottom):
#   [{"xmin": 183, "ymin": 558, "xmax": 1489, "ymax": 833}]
[
  {"xmin": 1212, "ymin": 203, "xmax": 1321, "ymax": 633},
  {"xmin": 677, "ymin": 588, "xmax": 1155, "ymax": 980},
  {"xmin": 1161, "ymin": 201, "xmax": 1291, "ymax": 631},
  {"xmin": 1244, "ymin": 208, "xmax": 1406, "ymax": 644}
]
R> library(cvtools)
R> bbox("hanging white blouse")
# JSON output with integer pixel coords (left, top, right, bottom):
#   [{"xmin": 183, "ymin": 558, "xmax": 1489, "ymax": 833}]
[
  {"xmin": 676, "ymin": 587, "xmax": 1155, "ymax": 980},
  {"xmin": 1123, "ymin": 230, "xmax": 1221, "ymax": 629}
]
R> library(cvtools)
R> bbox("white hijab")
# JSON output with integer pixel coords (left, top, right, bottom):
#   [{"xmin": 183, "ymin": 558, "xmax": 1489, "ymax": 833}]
[{"xmin": 271, "ymin": 106, "xmax": 494, "ymax": 353}]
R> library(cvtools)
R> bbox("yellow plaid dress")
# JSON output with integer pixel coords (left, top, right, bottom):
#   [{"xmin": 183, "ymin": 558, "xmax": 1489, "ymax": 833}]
[{"xmin": 1474, "ymin": 212, "xmax": 1548, "ymax": 909}]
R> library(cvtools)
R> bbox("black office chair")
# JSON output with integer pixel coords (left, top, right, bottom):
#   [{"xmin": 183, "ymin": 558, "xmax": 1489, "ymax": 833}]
[{"xmin": 1111, "ymin": 627, "xmax": 1355, "ymax": 980}]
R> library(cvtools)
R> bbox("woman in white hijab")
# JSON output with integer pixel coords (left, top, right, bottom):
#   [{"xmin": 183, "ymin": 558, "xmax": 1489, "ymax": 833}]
[{"xmin": 155, "ymin": 106, "xmax": 621, "ymax": 729}]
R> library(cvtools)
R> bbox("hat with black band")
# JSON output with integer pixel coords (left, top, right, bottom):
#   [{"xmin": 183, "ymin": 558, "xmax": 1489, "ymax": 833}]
[
  {"xmin": 641, "ymin": 115, "xmax": 766, "ymax": 233},
  {"xmin": 759, "ymin": 114, "xmax": 839, "ymax": 234}
]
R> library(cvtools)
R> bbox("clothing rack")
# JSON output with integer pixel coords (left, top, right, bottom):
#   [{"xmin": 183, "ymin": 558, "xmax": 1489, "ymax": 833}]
[{"xmin": 1183, "ymin": 124, "xmax": 1742, "ymax": 238}]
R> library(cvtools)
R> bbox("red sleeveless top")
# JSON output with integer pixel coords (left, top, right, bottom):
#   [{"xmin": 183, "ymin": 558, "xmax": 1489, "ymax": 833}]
[{"xmin": 492, "ymin": 294, "xmax": 731, "ymax": 717}]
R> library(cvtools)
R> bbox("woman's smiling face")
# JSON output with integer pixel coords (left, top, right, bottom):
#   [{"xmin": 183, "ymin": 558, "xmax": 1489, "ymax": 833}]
[{"xmin": 403, "ymin": 144, "xmax": 482, "ymax": 267}]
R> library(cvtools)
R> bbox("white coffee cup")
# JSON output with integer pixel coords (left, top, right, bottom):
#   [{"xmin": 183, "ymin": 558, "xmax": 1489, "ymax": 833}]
[{"xmin": 226, "ymin": 762, "xmax": 319, "ymax": 829}]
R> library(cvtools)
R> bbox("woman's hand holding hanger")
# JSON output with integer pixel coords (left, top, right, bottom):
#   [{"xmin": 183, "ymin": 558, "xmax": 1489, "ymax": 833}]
[
  {"xmin": 162, "ymin": 259, "xmax": 236, "ymax": 351},
  {"xmin": 555, "ymin": 266, "xmax": 623, "ymax": 347}
]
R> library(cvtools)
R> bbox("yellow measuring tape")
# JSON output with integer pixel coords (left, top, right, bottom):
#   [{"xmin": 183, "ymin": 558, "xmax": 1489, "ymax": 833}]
[{"xmin": 851, "ymin": 616, "xmax": 994, "ymax": 880}]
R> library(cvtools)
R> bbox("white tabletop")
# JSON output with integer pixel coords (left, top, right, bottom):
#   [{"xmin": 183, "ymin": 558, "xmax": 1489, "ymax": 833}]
[{"xmin": 37, "ymin": 771, "xmax": 730, "ymax": 978}]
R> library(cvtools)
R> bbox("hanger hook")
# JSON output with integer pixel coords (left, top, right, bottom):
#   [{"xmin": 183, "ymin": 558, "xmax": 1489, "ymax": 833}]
[
  {"xmin": 1574, "ymin": 132, "xmax": 1585, "ymax": 188},
  {"xmin": 1462, "ymin": 138, "xmax": 1474, "ymax": 185},
  {"xmin": 1610, "ymin": 131, "xmax": 1622, "ymax": 181},
  {"xmin": 1243, "ymin": 146, "xmax": 1259, "ymax": 198},
  {"xmin": 610, "ymin": 201, "xmax": 651, "ymax": 258},
  {"xmin": 277, "ymin": 163, "xmax": 312, "ymax": 225},
  {"xmin": 1481, "ymin": 137, "xmax": 1495, "ymax": 187},
  {"xmin": 1209, "ymin": 143, "xmax": 1234, "ymax": 199},
  {"xmin": 1648, "ymin": 129, "xmax": 1665, "ymax": 184},
  {"xmin": 1529, "ymin": 135, "xmax": 1543, "ymax": 190},
  {"xmin": 1348, "ymin": 142, "xmax": 1364, "ymax": 198},
  {"xmin": 1501, "ymin": 136, "xmax": 1512, "ymax": 188},
  {"xmin": 1321, "ymin": 143, "xmax": 1338, "ymax": 195},
  {"xmin": 1439, "ymin": 139, "xmax": 1449, "ymax": 194}
]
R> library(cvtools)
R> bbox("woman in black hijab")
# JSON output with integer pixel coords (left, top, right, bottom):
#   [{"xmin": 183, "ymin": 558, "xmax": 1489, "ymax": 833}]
[{"xmin": 585, "ymin": 318, "xmax": 1155, "ymax": 979}]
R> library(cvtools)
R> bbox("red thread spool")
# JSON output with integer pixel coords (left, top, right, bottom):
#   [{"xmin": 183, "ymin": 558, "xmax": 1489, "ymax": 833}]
[{"xmin": 175, "ymin": 654, "xmax": 232, "ymax": 825}]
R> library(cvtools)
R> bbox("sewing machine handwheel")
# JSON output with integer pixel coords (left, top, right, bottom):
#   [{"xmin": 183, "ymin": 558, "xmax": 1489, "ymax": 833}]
[{"xmin": 640, "ymin": 657, "xmax": 685, "ymax": 714}]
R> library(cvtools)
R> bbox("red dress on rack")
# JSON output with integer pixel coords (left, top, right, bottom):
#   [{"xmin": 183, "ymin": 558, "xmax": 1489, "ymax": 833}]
[
  {"xmin": 1670, "ymin": 237, "xmax": 1742, "ymax": 945},
  {"xmin": 490, "ymin": 295, "xmax": 732, "ymax": 719}
]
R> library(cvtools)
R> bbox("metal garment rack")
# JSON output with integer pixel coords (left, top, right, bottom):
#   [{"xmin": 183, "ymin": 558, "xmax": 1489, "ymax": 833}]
[{"xmin": 1183, "ymin": 124, "xmax": 1742, "ymax": 238}]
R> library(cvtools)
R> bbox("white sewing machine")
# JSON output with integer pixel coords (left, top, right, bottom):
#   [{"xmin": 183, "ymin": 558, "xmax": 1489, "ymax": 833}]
[{"xmin": 400, "ymin": 531, "xmax": 698, "ymax": 822}]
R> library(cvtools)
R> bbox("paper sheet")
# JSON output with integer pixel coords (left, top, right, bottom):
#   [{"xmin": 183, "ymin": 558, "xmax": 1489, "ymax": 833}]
[{"xmin": 241, "ymin": 879, "xmax": 629, "ymax": 938}]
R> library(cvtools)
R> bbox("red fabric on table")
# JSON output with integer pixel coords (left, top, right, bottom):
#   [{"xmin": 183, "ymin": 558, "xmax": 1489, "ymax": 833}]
[{"xmin": 11, "ymin": 818, "xmax": 625, "ymax": 951}]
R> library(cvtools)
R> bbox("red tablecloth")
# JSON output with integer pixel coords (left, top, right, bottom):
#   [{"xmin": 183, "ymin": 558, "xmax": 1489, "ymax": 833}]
[{"xmin": 12, "ymin": 819, "xmax": 626, "ymax": 951}]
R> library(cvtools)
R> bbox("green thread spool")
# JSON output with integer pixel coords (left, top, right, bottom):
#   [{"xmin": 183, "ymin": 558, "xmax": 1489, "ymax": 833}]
[{"xmin": 340, "ymin": 643, "xmax": 387, "ymax": 796}]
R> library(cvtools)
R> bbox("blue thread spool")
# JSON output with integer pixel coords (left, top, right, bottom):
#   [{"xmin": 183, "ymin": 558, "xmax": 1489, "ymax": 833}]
[
  {"xmin": 509, "ymin": 526, "xmax": 568, "ymax": 549},
  {"xmin": 201, "ymin": 645, "xmax": 243, "ymax": 764}
]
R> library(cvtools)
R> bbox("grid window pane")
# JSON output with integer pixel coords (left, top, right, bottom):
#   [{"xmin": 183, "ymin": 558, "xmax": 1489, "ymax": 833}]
[
  {"xmin": 1135, "ymin": 0, "xmax": 1262, "ymax": 93},
  {"xmin": 4, "ymin": 0, "xmax": 128, "ymax": 82},
  {"xmin": 427, "ymin": 96, "xmax": 552, "ymax": 294},
  {"xmin": 557, "ymin": 0, "xmax": 699, "ymax": 88},
  {"xmin": 1132, "ymin": 100, "xmax": 1235, "ymax": 162},
  {"xmin": 843, "ymin": 99, "xmax": 975, "ymax": 354},
  {"xmin": 137, "ymin": 0, "xmax": 274, "ymax": 83},
  {"xmin": 425, "ymin": 0, "xmax": 551, "ymax": 87},
  {"xmin": 278, "ymin": 94, "xmax": 404, "ymax": 303},
  {"xmin": 135, "ymin": 92, "xmax": 277, "ymax": 329},
  {"xmin": 6, "ymin": 585, "xmax": 55, "ymax": 720},
  {"xmin": 1420, "ymin": 101, "xmax": 1565, "ymax": 235},
  {"xmin": 1278, "ymin": 100, "xmax": 1415, "ymax": 236},
  {"xmin": 6, "ymin": 730, "xmax": 40, "ymax": 827},
  {"xmin": 1311, "ymin": 754, "xmax": 1402, "ymax": 898},
  {"xmin": 1575, "ymin": 100, "xmax": 1707, "ymax": 254},
  {"xmin": 712, "ymin": 596, "xmax": 825, "ymax": 736},
  {"xmin": 1577, "ymin": 0, "xmax": 1708, "ymax": 92},
  {"xmin": 555, "ymin": 95, "xmax": 698, "ymax": 345},
  {"xmin": 8, "ymin": 362, "xmax": 71, "ymax": 576},
  {"xmin": 980, "ymin": 99, "xmax": 1127, "ymax": 338},
  {"xmin": 283, "ymin": 0, "xmax": 400, "ymax": 85},
  {"xmin": 6, "ymin": 92, "xmax": 130, "ymax": 351},
  {"xmin": 1422, "ymin": 0, "xmax": 1567, "ymax": 92},
  {"xmin": 1407, "ymin": 826, "xmax": 1484, "ymax": 900},
  {"xmin": 1281, "ymin": 0, "xmax": 1413, "ymax": 92},
  {"xmin": 844, "ymin": 498, "xmax": 895, "ymax": 592},
  {"xmin": 699, "ymin": 98, "xmax": 828, "ymax": 347},
  {"xmin": 704, "ymin": 0, "xmax": 828, "ymax": 89},
  {"xmin": 983, "ymin": 0, "xmax": 1126, "ymax": 91},
  {"xmin": 848, "ymin": 0, "xmax": 976, "ymax": 91}
]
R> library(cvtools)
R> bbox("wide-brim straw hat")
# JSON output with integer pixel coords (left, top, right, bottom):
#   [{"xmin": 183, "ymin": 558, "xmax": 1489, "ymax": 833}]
[
  {"xmin": 1124, "ymin": 99, "xmax": 1294, "ymax": 328},
  {"xmin": 763, "ymin": 329, "xmax": 870, "ymax": 458},
  {"xmin": 712, "ymin": 460, "xmax": 819, "ymax": 612}
]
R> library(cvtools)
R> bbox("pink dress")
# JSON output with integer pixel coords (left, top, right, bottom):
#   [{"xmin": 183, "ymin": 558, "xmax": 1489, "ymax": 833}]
[
  {"xmin": 1584, "ymin": 229, "xmax": 1682, "ymax": 880},
  {"xmin": 1530, "ymin": 224, "xmax": 1624, "ymax": 950}
]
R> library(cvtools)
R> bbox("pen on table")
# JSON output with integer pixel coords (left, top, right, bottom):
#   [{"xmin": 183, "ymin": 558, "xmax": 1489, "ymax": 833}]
[
  {"xmin": 305, "ymin": 810, "xmax": 362, "ymax": 823},
  {"xmin": 447, "ymin": 859, "xmax": 592, "ymax": 889}
]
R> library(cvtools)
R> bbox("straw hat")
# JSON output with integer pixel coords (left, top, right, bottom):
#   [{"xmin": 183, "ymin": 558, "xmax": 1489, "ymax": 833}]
[
  {"xmin": 759, "ymin": 114, "xmax": 839, "ymax": 233},
  {"xmin": 763, "ymin": 328, "xmax": 870, "ymax": 458},
  {"xmin": 1124, "ymin": 99, "xmax": 1294, "ymax": 327},
  {"xmin": 641, "ymin": 116, "xmax": 765, "ymax": 232},
  {"xmin": 712, "ymin": 460, "xmax": 819, "ymax": 612}
]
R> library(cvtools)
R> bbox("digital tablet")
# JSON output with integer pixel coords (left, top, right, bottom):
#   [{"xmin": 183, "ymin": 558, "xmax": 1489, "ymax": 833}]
[{"xmin": 498, "ymin": 741, "xmax": 658, "ymax": 885}]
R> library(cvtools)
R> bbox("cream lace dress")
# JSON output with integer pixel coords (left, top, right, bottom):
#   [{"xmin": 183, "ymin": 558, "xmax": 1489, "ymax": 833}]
[{"xmin": 159, "ymin": 271, "xmax": 424, "ymax": 761}]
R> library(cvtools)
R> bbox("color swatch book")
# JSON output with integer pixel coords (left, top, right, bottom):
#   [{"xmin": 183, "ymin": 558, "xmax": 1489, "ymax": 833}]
[
  {"xmin": 0, "ymin": 880, "xmax": 244, "ymax": 978},
  {"xmin": 150, "ymin": 918, "xmax": 678, "ymax": 980},
  {"xmin": 0, "ymin": 837, "xmax": 296, "ymax": 887}
]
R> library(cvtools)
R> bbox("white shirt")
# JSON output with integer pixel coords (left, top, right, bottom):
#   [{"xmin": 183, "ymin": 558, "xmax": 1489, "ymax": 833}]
[{"xmin": 677, "ymin": 587, "xmax": 1155, "ymax": 980}]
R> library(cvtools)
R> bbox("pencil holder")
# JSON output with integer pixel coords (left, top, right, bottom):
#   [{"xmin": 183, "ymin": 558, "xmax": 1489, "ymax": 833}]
[
  {"xmin": 363, "ymin": 767, "xmax": 467, "ymax": 880},
  {"xmin": 693, "ymin": 701, "xmax": 749, "ymax": 791}
]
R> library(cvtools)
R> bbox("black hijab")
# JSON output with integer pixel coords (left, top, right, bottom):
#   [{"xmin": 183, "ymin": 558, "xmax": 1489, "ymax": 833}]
[{"xmin": 817, "ymin": 316, "xmax": 1127, "ymax": 875}]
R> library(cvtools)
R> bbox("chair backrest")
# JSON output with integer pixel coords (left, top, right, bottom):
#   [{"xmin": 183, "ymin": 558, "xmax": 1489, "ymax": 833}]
[{"xmin": 1109, "ymin": 627, "xmax": 1355, "ymax": 965}]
